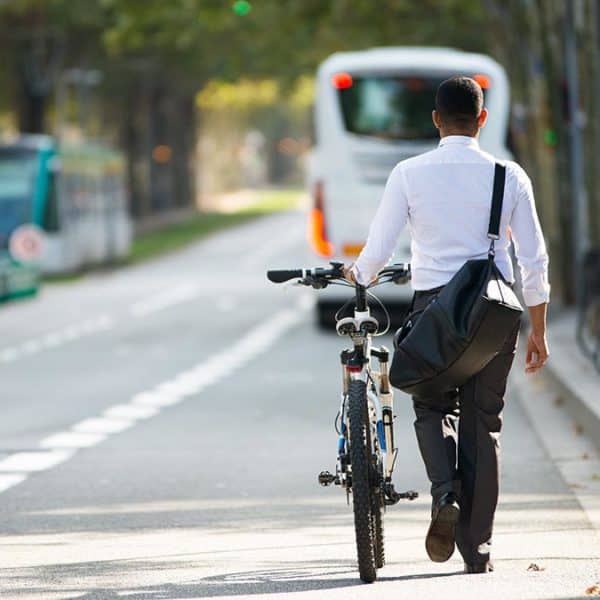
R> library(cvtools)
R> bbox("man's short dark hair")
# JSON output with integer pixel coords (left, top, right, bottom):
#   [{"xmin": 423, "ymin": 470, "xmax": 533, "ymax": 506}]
[{"xmin": 435, "ymin": 76, "xmax": 483, "ymax": 131}]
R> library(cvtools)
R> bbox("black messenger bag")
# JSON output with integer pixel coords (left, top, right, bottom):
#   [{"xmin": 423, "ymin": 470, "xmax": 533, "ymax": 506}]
[{"xmin": 390, "ymin": 162, "xmax": 523, "ymax": 397}]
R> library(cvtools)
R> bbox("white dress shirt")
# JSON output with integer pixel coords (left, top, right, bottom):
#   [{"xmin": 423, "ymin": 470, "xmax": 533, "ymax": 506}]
[{"xmin": 352, "ymin": 135, "xmax": 550, "ymax": 307}]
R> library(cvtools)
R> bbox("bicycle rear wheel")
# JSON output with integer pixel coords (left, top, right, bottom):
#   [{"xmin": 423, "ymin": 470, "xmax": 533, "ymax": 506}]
[{"xmin": 348, "ymin": 380, "xmax": 377, "ymax": 583}]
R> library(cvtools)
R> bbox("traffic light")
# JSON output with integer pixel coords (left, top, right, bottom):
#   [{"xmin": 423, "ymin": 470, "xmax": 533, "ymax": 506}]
[{"xmin": 232, "ymin": 1, "xmax": 251, "ymax": 16}]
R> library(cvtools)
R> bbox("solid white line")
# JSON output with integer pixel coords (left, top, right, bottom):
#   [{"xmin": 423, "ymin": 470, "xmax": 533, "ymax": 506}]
[{"xmin": 0, "ymin": 296, "xmax": 312, "ymax": 495}]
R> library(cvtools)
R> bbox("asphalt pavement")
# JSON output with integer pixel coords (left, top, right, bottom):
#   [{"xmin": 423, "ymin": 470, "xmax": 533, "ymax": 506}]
[{"xmin": 0, "ymin": 210, "xmax": 598, "ymax": 599}]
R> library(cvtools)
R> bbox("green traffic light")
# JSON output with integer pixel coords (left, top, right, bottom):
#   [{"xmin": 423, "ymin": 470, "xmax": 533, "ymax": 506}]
[
  {"xmin": 543, "ymin": 128, "xmax": 557, "ymax": 147},
  {"xmin": 232, "ymin": 0, "xmax": 251, "ymax": 16}
]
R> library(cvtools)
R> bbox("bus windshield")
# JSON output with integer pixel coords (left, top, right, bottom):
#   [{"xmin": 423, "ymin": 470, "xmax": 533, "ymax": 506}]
[
  {"xmin": 338, "ymin": 75, "xmax": 484, "ymax": 141},
  {"xmin": 0, "ymin": 148, "xmax": 38, "ymax": 249}
]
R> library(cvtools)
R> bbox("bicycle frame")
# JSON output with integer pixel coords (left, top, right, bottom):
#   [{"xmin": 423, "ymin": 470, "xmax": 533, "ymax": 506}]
[{"xmin": 335, "ymin": 284, "xmax": 397, "ymax": 492}]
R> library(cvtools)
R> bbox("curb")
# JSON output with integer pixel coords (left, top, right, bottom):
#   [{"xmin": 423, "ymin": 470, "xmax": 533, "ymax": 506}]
[{"xmin": 543, "ymin": 311, "xmax": 600, "ymax": 450}]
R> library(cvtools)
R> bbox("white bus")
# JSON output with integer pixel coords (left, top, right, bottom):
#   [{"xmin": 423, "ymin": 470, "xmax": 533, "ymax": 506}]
[{"xmin": 307, "ymin": 47, "xmax": 511, "ymax": 327}]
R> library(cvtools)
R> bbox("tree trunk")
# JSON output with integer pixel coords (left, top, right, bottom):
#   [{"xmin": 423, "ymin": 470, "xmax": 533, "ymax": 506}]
[{"xmin": 16, "ymin": 85, "xmax": 46, "ymax": 133}]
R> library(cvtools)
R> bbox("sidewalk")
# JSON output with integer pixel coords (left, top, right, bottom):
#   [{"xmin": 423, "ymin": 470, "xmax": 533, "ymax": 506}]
[{"xmin": 544, "ymin": 309, "xmax": 600, "ymax": 448}]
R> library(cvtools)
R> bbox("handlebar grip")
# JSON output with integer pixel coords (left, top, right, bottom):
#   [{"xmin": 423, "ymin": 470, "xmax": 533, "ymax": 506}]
[{"xmin": 266, "ymin": 269, "xmax": 304, "ymax": 283}]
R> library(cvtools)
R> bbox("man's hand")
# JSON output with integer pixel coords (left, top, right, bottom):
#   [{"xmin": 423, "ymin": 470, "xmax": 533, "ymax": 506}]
[
  {"xmin": 525, "ymin": 330, "xmax": 549, "ymax": 374},
  {"xmin": 343, "ymin": 264, "xmax": 356, "ymax": 284},
  {"xmin": 525, "ymin": 302, "xmax": 549, "ymax": 374}
]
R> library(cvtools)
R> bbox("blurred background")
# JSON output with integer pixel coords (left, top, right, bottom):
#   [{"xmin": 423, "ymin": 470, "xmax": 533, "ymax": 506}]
[
  {"xmin": 0, "ymin": 1, "xmax": 598, "ymax": 300},
  {"xmin": 0, "ymin": 2, "xmax": 599, "ymax": 597},
  {"xmin": 1, "ymin": 2, "xmax": 599, "ymax": 331}
]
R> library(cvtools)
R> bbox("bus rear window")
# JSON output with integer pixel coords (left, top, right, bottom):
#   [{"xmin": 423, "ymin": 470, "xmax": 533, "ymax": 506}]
[{"xmin": 338, "ymin": 75, "xmax": 485, "ymax": 141}]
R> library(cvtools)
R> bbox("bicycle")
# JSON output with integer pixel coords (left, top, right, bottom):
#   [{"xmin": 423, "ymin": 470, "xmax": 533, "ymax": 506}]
[{"xmin": 267, "ymin": 261, "xmax": 418, "ymax": 583}]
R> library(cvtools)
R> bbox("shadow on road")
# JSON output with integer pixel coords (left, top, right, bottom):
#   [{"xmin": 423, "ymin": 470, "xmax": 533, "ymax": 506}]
[{"xmin": 3, "ymin": 560, "xmax": 464, "ymax": 598}]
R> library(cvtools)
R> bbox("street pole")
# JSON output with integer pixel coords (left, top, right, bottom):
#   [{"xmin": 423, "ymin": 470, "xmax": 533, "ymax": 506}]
[{"xmin": 565, "ymin": 0, "xmax": 587, "ymax": 316}]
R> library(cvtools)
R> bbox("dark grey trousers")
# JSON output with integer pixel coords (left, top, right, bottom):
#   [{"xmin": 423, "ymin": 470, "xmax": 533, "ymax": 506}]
[{"xmin": 410, "ymin": 286, "xmax": 520, "ymax": 565}]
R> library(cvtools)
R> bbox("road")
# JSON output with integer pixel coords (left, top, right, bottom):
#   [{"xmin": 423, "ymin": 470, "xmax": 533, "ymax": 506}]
[{"xmin": 1, "ymin": 211, "xmax": 599, "ymax": 600}]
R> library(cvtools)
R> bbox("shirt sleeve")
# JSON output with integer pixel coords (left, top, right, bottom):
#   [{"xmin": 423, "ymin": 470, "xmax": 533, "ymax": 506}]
[
  {"xmin": 509, "ymin": 166, "xmax": 551, "ymax": 306},
  {"xmin": 352, "ymin": 163, "xmax": 409, "ymax": 285}
]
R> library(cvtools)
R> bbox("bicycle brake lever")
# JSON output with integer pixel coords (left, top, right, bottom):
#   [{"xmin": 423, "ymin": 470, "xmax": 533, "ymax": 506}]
[{"xmin": 308, "ymin": 277, "xmax": 328, "ymax": 289}]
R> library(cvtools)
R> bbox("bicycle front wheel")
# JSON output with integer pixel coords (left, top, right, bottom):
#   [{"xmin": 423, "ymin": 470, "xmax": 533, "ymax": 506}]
[{"xmin": 348, "ymin": 379, "xmax": 377, "ymax": 583}]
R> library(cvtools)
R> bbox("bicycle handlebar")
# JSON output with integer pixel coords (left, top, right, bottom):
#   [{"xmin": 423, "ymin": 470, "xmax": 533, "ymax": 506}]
[
  {"xmin": 266, "ymin": 261, "xmax": 411, "ymax": 289},
  {"xmin": 266, "ymin": 269, "xmax": 305, "ymax": 283}
]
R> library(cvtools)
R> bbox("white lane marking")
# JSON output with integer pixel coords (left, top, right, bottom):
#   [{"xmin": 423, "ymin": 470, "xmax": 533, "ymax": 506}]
[
  {"xmin": 0, "ymin": 297, "xmax": 312, "ymax": 495},
  {"xmin": 130, "ymin": 283, "xmax": 202, "ymax": 318},
  {"xmin": 0, "ymin": 450, "xmax": 73, "ymax": 472},
  {"xmin": 39, "ymin": 432, "xmax": 107, "ymax": 449},
  {"xmin": 103, "ymin": 404, "xmax": 159, "ymax": 420},
  {"xmin": 0, "ymin": 474, "xmax": 27, "ymax": 493},
  {"xmin": 130, "ymin": 391, "xmax": 182, "ymax": 408},
  {"xmin": 73, "ymin": 417, "xmax": 135, "ymax": 435},
  {"xmin": 0, "ymin": 315, "xmax": 114, "ymax": 365}
]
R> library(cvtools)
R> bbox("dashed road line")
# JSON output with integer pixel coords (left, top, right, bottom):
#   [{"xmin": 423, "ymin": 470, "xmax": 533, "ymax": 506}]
[
  {"xmin": 0, "ymin": 450, "xmax": 74, "ymax": 473},
  {"xmin": 0, "ymin": 474, "xmax": 27, "ymax": 493},
  {"xmin": 0, "ymin": 315, "xmax": 113, "ymax": 365},
  {"xmin": 130, "ymin": 283, "xmax": 202, "ymax": 318},
  {"xmin": 0, "ymin": 296, "xmax": 313, "ymax": 495}
]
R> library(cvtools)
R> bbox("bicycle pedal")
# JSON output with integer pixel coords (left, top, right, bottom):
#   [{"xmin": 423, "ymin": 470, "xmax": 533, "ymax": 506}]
[
  {"xmin": 318, "ymin": 471, "xmax": 336, "ymax": 486},
  {"xmin": 384, "ymin": 485, "xmax": 419, "ymax": 504}
]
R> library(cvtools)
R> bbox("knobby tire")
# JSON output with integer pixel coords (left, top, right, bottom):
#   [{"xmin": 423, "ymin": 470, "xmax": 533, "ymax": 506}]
[{"xmin": 348, "ymin": 380, "xmax": 377, "ymax": 583}]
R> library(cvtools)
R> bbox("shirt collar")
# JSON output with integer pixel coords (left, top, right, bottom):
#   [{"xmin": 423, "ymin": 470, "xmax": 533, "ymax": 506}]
[{"xmin": 438, "ymin": 135, "xmax": 480, "ymax": 148}]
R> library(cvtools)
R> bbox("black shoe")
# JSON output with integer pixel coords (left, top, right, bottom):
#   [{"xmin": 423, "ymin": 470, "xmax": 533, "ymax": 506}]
[
  {"xmin": 464, "ymin": 561, "xmax": 494, "ymax": 574},
  {"xmin": 425, "ymin": 492, "xmax": 460, "ymax": 563}
]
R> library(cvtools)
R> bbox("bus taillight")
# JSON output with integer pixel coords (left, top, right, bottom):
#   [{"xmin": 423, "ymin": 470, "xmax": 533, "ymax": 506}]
[
  {"xmin": 473, "ymin": 74, "xmax": 491, "ymax": 89},
  {"xmin": 308, "ymin": 181, "xmax": 334, "ymax": 258}
]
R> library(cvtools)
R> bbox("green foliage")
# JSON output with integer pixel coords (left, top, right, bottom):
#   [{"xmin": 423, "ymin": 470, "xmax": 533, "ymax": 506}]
[{"xmin": 0, "ymin": 0, "xmax": 487, "ymax": 97}]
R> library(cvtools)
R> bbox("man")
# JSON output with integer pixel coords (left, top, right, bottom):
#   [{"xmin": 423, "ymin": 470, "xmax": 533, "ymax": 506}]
[{"xmin": 344, "ymin": 76, "xmax": 550, "ymax": 574}]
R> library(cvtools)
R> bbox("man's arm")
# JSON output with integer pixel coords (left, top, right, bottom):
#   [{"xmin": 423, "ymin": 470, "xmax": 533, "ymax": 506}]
[
  {"xmin": 349, "ymin": 163, "xmax": 409, "ymax": 285},
  {"xmin": 509, "ymin": 165, "xmax": 551, "ymax": 373},
  {"xmin": 525, "ymin": 303, "xmax": 549, "ymax": 373}
]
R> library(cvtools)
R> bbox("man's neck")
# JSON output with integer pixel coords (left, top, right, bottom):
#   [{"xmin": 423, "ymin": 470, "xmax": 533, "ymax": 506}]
[{"xmin": 439, "ymin": 130, "xmax": 479, "ymax": 139}]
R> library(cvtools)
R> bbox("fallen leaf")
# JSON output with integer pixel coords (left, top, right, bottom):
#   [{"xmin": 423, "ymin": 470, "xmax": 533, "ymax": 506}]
[
  {"xmin": 592, "ymin": 474, "xmax": 600, "ymax": 481},
  {"xmin": 585, "ymin": 584, "xmax": 600, "ymax": 596},
  {"xmin": 527, "ymin": 563, "xmax": 545, "ymax": 572},
  {"xmin": 554, "ymin": 395, "xmax": 564, "ymax": 406},
  {"xmin": 582, "ymin": 453, "xmax": 590, "ymax": 460},
  {"xmin": 574, "ymin": 423, "xmax": 584, "ymax": 436}
]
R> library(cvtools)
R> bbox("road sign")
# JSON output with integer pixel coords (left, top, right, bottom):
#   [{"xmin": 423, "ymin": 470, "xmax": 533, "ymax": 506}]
[{"xmin": 8, "ymin": 224, "xmax": 45, "ymax": 263}]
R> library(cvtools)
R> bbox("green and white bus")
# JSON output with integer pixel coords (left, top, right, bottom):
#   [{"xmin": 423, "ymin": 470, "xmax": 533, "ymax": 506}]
[{"xmin": 0, "ymin": 135, "xmax": 132, "ymax": 300}]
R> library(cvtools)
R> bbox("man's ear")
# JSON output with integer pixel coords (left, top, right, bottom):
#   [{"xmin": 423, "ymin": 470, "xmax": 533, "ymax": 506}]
[
  {"xmin": 432, "ymin": 110, "xmax": 442, "ymax": 130},
  {"xmin": 477, "ymin": 108, "xmax": 488, "ymax": 129}
]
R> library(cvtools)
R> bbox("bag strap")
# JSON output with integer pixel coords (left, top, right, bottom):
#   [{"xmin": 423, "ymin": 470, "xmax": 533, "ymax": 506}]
[{"xmin": 487, "ymin": 162, "xmax": 506, "ymax": 257}]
